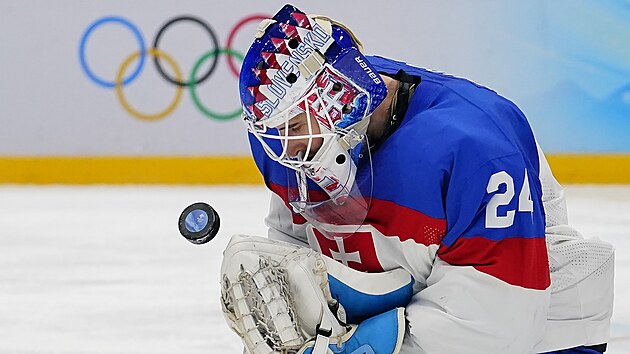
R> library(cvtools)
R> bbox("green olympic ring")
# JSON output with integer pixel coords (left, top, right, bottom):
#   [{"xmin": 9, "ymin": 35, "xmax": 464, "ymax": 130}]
[{"xmin": 189, "ymin": 48, "xmax": 244, "ymax": 121}]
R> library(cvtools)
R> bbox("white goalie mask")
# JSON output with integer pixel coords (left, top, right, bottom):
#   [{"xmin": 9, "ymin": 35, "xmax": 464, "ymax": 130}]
[{"xmin": 240, "ymin": 6, "xmax": 387, "ymax": 239}]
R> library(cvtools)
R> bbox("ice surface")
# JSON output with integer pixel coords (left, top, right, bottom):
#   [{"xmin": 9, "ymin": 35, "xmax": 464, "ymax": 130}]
[{"xmin": 0, "ymin": 185, "xmax": 628, "ymax": 353}]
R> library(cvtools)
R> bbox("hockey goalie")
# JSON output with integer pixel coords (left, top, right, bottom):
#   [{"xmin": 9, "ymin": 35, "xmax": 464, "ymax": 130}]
[{"xmin": 219, "ymin": 4, "xmax": 615, "ymax": 354}]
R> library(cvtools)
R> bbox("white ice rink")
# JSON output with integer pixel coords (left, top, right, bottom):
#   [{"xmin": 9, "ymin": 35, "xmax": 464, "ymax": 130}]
[{"xmin": 1, "ymin": 185, "xmax": 628, "ymax": 353}]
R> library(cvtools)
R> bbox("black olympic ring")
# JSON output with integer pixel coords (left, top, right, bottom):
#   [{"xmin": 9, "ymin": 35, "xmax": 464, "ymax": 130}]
[{"xmin": 152, "ymin": 15, "xmax": 220, "ymax": 87}]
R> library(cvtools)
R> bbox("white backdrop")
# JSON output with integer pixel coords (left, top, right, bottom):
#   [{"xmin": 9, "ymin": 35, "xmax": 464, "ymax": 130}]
[{"xmin": 1, "ymin": 0, "xmax": 628, "ymax": 155}]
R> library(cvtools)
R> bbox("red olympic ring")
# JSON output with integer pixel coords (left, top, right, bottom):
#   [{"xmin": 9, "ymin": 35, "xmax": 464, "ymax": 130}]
[{"xmin": 225, "ymin": 14, "xmax": 271, "ymax": 78}]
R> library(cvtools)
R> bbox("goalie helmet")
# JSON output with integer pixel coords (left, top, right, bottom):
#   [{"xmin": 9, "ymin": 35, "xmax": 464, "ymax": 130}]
[{"xmin": 240, "ymin": 4, "xmax": 387, "ymax": 238}]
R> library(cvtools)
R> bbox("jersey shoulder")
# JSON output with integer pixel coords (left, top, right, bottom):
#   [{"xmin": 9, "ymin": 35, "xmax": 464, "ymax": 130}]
[{"xmin": 368, "ymin": 55, "xmax": 539, "ymax": 172}]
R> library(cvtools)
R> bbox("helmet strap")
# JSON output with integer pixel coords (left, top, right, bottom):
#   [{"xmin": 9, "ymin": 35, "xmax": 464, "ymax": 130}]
[{"xmin": 371, "ymin": 69, "xmax": 421, "ymax": 151}]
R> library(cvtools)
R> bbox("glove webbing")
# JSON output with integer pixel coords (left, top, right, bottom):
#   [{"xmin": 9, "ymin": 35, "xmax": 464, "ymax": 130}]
[{"xmin": 222, "ymin": 257, "xmax": 305, "ymax": 354}]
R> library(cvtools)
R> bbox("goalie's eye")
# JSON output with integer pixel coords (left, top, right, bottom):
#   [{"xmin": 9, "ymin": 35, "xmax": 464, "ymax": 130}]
[{"xmin": 278, "ymin": 120, "xmax": 304, "ymax": 135}]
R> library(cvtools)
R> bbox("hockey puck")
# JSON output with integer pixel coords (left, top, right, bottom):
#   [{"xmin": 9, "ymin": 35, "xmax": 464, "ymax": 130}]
[{"xmin": 178, "ymin": 202, "xmax": 220, "ymax": 244}]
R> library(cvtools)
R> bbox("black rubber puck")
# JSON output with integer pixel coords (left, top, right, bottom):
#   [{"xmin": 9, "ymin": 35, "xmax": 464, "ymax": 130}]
[{"xmin": 178, "ymin": 202, "xmax": 220, "ymax": 244}]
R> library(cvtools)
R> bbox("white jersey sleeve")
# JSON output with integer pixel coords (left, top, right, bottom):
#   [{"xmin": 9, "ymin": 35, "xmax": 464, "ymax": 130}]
[
  {"xmin": 400, "ymin": 259, "xmax": 550, "ymax": 354},
  {"xmin": 533, "ymin": 146, "xmax": 615, "ymax": 352},
  {"xmin": 265, "ymin": 192, "xmax": 309, "ymax": 247}
]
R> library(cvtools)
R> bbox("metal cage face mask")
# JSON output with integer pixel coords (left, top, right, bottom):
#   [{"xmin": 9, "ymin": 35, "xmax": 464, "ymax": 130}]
[
  {"xmin": 246, "ymin": 65, "xmax": 375, "ymax": 239},
  {"xmin": 246, "ymin": 65, "xmax": 371, "ymax": 172}
]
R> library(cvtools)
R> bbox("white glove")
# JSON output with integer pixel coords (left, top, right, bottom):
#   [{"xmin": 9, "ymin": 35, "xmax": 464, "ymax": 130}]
[
  {"xmin": 220, "ymin": 234, "xmax": 348, "ymax": 354},
  {"xmin": 220, "ymin": 234, "xmax": 411, "ymax": 354}
]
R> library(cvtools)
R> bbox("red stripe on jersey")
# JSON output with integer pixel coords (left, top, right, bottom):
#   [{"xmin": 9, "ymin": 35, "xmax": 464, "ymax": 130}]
[
  {"xmin": 367, "ymin": 198, "xmax": 446, "ymax": 246},
  {"xmin": 437, "ymin": 236, "xmax": 550, "ymax": 290},
  {"xmin": 268, "ymin": 182, "xmax": 446, "ymax": 246}
]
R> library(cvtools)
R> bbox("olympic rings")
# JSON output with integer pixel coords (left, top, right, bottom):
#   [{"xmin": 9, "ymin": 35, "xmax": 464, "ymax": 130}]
[
  {"xmin": 78, "ymin": 14, "xmax": 270, "ymax": 121},
  {"xmin": 116, "ymin": 49, "xmax": 184, "ymax": 121},
  {"xmin": 152, "ymin": 16, "xmax": 219, "ymax": 87},
  {"xmin": 189, "ymin": 48, "xmax": 244, "ymax": 121}
]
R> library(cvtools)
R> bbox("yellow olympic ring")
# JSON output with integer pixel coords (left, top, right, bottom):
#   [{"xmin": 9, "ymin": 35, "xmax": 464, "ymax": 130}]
[{"xmin": 115, "ymin": 48, "xmax": 184, "ymax": 121}]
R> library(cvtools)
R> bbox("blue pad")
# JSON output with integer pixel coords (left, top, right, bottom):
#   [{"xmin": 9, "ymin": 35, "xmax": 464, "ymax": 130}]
[
  {"xmin": 324, "ymin": 258, "xmax": 414, "ymax": 323},
  {"xmin": 301, "ymin": 308, "xmax": 406, "ymax": 354}
]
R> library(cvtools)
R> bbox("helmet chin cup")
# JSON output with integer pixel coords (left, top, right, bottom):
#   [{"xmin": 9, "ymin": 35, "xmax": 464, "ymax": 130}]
[
  {"xmin": 287, "ymin": 130, "xmax": 373, "ymax": 240},
  {"xmin": 302, "ymin": 137, "xmax": 356, "ymax": 203}
]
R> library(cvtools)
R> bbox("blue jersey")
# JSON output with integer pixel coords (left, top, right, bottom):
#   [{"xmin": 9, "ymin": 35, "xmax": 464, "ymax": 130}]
[
  {"xmin": 250, "ymin": 55, "xmax": 549, "ymax": 291},
  {"xmin": 247, "ymin": 55, "xmax": 620, "ymax": 353}
]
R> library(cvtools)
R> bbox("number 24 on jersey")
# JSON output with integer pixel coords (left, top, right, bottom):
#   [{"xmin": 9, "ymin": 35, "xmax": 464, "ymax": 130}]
[{"xmin": 485, "ymin": 169, "xmax": 534, "ymax": 228}]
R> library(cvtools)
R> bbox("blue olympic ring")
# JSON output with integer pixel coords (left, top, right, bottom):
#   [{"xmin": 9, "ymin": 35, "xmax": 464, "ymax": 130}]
[{"xmin": 79, "ymin": 16, "xmax": 146, "ymax": 89}]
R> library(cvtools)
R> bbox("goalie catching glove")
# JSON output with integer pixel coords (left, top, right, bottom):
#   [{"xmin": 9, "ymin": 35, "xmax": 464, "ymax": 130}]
[{"xmin": 220, "ymin": 235, "xmax": 413, "ymax": 354}]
